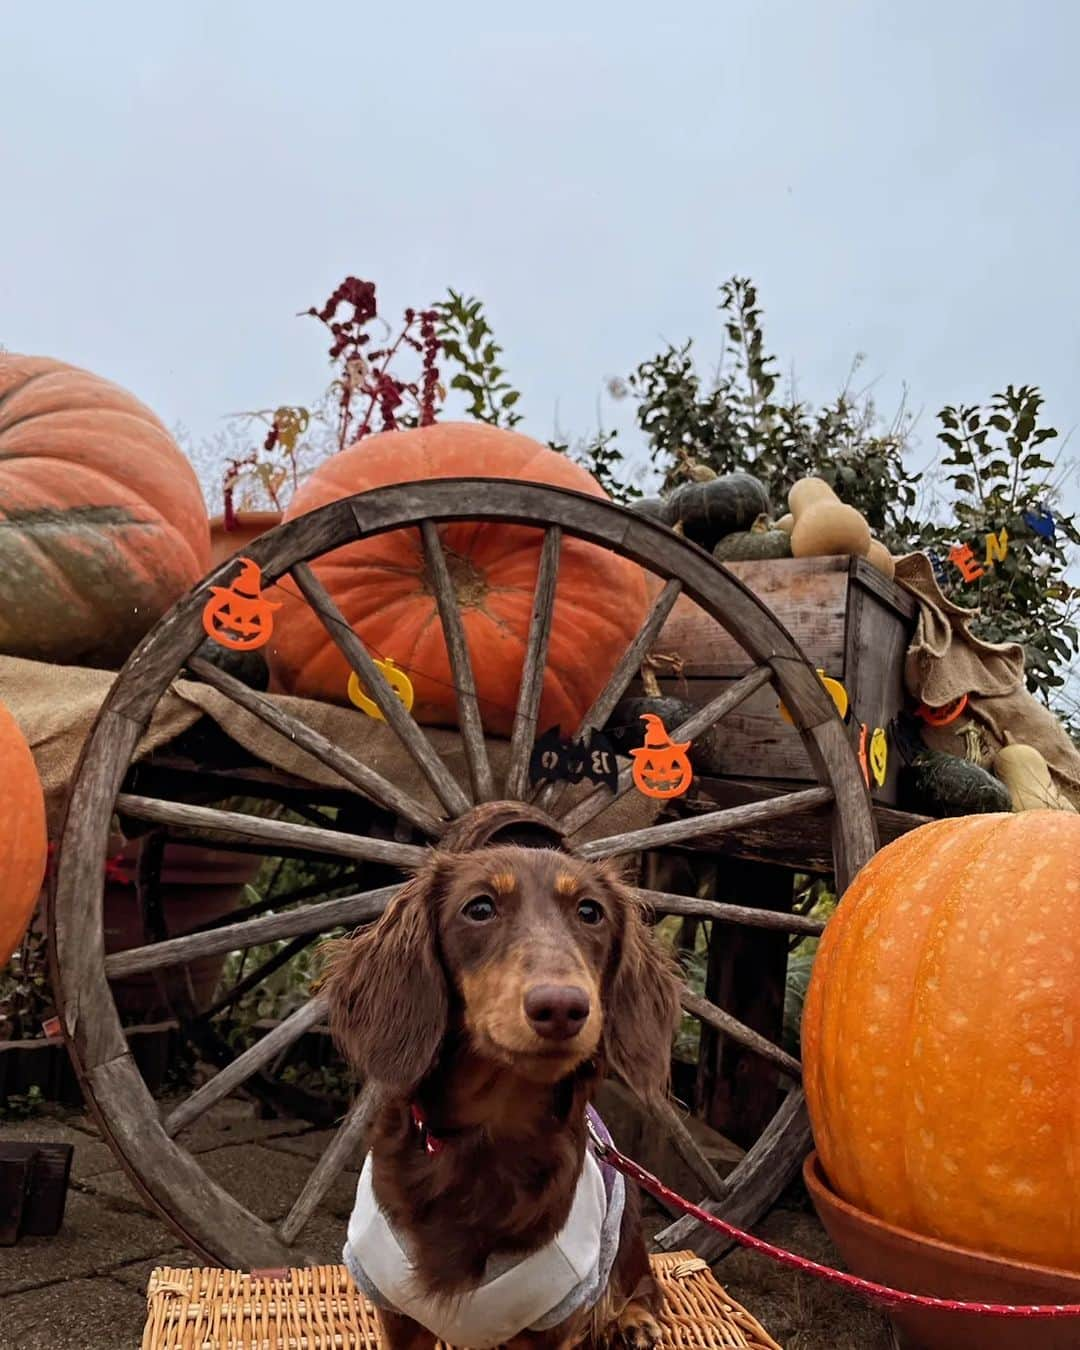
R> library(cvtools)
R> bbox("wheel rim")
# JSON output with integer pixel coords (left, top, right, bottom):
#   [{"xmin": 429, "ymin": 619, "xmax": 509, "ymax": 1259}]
[{"xmin": 49, "ymin": 479, "xmax": 876, "ymax": 1267}]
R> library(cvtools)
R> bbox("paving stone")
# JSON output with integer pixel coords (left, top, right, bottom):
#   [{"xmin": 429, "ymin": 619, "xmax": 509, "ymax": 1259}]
[
  {"xmin": 0, "ymin": 1117, "xmax": 117, "ymax": 1180},
  {"xmin": 0, "ymin": 1189, "xmax": 173, "ymax": 1295},
  {"xmin": 263, "ymin": 1126, "xmax": 365, "ymax": 1170},
  {"xmin": 0, "ymin": 1276, "xmax": 147, "ymax": 1349},
  {"xmin": 84, "ymin": 1142, "xmax": 357, "ymax": 1224},
  {"xmin": 161, "ymin": 1096, "xmax": 311, "ymax": 1152},
  {"xmin": 110, "ymin": 1247, "xmax": 205, "ymax": 1292}
]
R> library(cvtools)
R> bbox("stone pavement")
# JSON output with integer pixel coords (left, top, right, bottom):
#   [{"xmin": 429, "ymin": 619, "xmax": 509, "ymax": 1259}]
[{"xmin": 0, "ymin": 1100, "xmax": 893, "ymax": 1349}]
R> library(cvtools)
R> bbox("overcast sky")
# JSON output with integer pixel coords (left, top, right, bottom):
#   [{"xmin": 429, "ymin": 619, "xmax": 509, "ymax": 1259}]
[{"xmin": 2, "ymin": 2, "xmax": 1078, "ymax": 516}]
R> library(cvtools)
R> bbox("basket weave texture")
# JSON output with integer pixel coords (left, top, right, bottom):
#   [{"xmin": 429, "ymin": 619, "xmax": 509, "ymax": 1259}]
[{"xmin": 141, "ymin": 1251, "xmax": 782, "ymax": 1349}]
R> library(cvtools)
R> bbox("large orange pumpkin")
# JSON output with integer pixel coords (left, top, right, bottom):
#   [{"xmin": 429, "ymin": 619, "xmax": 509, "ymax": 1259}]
[
  {"xmin": 802, "ymin": 812, "xmax": 1080, "ymax": 1272},
  {"xmin": 0, "ymin": 355, "xmax": 211, "ymax": 667},
  {"xmin": 268, "ymin": 423, "xmax": 649, "ymax": 737},
  {"xmin": 0, "ymin": 698, "xmax": 48, "ymax": 967}
]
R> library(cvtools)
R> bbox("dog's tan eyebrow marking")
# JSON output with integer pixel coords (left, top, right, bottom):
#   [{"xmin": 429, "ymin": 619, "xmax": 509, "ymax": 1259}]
[
  {"xmin": 554, "ymin": 873, "xmax": 580, "ymax": 897},
  {"xmin": 489, "ymin": 871, "xmax": 517, "ymax": 895}
]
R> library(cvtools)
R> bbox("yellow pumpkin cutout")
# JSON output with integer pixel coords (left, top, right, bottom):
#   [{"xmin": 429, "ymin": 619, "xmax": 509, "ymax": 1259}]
[
  {"xmin": 631, "ymin": 714, "xmax": 693, "ymax": 800},
  {"xmin": 869, "ymin": 726, "xmax": 888, "ymax": 787},
  {"xmin": 347, "ymin": 658, "xmax": 415, "ymax": 720},
  {"xmin": 778, "ymin": 669, "xmax": 848, "ymax": 725}
]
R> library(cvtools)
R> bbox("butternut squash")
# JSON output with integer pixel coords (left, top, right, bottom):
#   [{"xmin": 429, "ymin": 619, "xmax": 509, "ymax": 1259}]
[
  {"xmin": 787, "ymin": 477, "xmax": 836, "ymax": 516},
  {"xmin": 790, "ymin": 500, "xmax": 872, "ymax": 559},
  {"xmin": 775, "ymin": 513, "xmax": 794, "ymax": 534},
  {"xmin": 992, "ymin": 741, "xmax": 1077, "ymax": 813},
  {"xmin": 864, "ymin": 538, "xmax": 896, "ymax": 579}
]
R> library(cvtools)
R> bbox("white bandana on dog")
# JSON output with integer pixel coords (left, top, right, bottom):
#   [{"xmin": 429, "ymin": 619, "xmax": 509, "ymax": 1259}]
[{"xmin": 343, "ymin": 1114, "xmax": 625, "ymax": 1349}]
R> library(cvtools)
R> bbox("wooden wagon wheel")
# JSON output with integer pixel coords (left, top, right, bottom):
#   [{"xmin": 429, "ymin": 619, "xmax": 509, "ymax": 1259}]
[{"xmin": 48, "ymin": 479, "xmax": 876, "ymax": 1269}]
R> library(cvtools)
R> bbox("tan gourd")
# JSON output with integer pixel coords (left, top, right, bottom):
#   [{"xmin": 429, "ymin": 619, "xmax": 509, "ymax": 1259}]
[
  {"xmin": 864, "ymin": 538, "xmax": 896, "ymax": 579},
  {"xmin": 788, "ymin": 477, "xmax": 836, "ymax": 516},
  {"xmin": 790, "ymin": 500, "xmax": 872, "ymax": 559},
  {"xmin": 775, "ymin": 512, "xmax": 794, "ymax": 534},
  {"xmin": 993, "ymin": 739, "xmax": 1077, "ymax": 813}
]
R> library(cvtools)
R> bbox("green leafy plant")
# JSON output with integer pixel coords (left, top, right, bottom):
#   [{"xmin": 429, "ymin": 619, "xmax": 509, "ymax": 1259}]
[
  {"xmin": 435, "ymin": 291, "xmax": 523, "ymax": 428},
  {"xmin": 0, "ymin": 928, "xmax": 52, "ymax": 1042}
]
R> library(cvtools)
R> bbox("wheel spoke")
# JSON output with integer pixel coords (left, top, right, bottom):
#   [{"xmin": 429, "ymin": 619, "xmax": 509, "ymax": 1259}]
[
  {"xmin": 104, "ymin": 883, "xmax": 398, "ymax": 979},
  {"xmin": 291, "ymin": 561, "xmax": 471, "ymax": 817},
  {"xmin": 558, "ymin": 665, "xmax": 774, "ymax": 836},
  {"xmin": 644, "ymin": 1096, "xmax": 728, "ymax": 1201},
  {"xmin": 505, "ymin": 526, "xmax": 562, "ymax": 800},
  {"xmin": 637, "ymin": 889, "xmax": 826, "ymax": 937},
  {"xmin": 186, "ymin": 655, "xmax": 445, "ymax": 837},
  {"xmin": 164, "ymin": 996, "xmax": 329, "ymax": 1137},
  {"xmin": 419, "ymin": 521, "xmax": 496, "ymax": 804},
  {"xmin": 534, "ymin": 577, "xmax": 683, "ymax": 814},
  {"xmin": 581, "ymin": 786, "xmax": 833, "ymax": 860},
  {"xmin": 680, "ymin": 988, "xmax": 800, "ymax": 1078},
  {"xmin": 278, "ymin": 1084, "xmax": 377, "ymax": 1244},
  {"xmin": 197, "ymin": 934, "xmax": 314, "ymax": 1023},
  {"xmin": 115, "ymin": 794, "xmax": 427, "ymax": 869}
]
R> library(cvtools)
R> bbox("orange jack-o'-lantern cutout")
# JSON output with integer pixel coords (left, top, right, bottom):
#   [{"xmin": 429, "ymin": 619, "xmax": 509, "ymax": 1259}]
[
  {"xmin": 916, "ymin": 693, "xmax": 968, "ymax": 727},
  {"xmin": 202, "ymin": 557, "xmax": 282, "ymax": 651},
  {"xmin": 631, "ymin": 713, "xmax": 693, "ymax": 800}
]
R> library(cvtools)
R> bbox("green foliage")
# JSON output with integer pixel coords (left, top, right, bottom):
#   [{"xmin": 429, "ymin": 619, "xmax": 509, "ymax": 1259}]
[
  {"xmin": 0, "ymin": 929, "xmax": 52, "ymax": 1042},
  {"xmin": 899, "ymin": 387, "xmax": 1080, "ymax": 703},
  {"xmin": 627, "ymin": 278, "xmax": 919, "ymax": 535},
  {"xmin": 435, "ymin": 290, "xmax": 523, "ymax": 428},
  {"xmin": 782, "ymin": 883, "xmax": 837, "ymax": 1056},
  {"xmin": 0, "ymin": 1085, "xmax": 45, "ymax": 1121}
]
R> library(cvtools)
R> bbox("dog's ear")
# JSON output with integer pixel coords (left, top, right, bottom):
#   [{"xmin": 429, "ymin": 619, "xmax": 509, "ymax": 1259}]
[
  {"xmin": 600, "ymin": 869, "xmax": 682, "ymax": 1104},
  {"xmin": 321, "ymin": 861, "xmax": 448, "ymax": 1090}
]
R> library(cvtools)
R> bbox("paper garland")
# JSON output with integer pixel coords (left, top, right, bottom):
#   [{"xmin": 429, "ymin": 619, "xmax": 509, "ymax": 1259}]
[{"xmin": 201, "ymin": 557, "xmax": 281, "ymax": 651}]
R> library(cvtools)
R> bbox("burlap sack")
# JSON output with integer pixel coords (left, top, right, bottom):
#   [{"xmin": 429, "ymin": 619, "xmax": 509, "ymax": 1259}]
[
  {"xmin": 0, "ymin": 655, "xmax": 660, "ymax": 848},
  {"xmin": 893, "ymin": 553, "xmax": 1080, "ymax": 805}
]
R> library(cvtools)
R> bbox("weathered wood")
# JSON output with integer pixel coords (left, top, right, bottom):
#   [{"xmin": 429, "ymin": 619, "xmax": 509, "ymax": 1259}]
[
  {"xmin": 534, "ymin": 578, "xmax": 683, "ymax": 814},
  {"xmin": 650, "ymin": 558, "xmax": 851, "ymax": 678},
  {"xmin": 695, "ymin": 861, "xmax": 793, "ymax": 1149},
  {"xmin": 186, "ymin": 655, "xmax": 445, "ymax": 837},
  {"xmin": 87, "ymin": 1055, "xmax": 300, "ymax": 1267},
  {"xmin": 419, "ymin": 520, "xmax": 496, "ymax": 804},
  {"xmin": 115, "ymin": 795, "xmax": 427, "ymax": 871},
  {"xmin": 48, "ymin": 479, "xmax": 878, "ymax": 1268},
  {"xmin": 581, "ymin": 786, "xmax": 833, "ymax": 860},
  {"xmin": 802, "ymin": 713, "xmax": 879, "ymax": 890},
  {"xmin": 165, "ymin": 997, "xmax": 329, "ymax": 1138},
  {"xmin": 680, "ymin": 988, "xmax": 801, "ymax": 1079},
  {"xmin": 505, "ymin": 526, "xmax": 562, "ymax": 800},
  {"xmin": 637, "ymin": 888, "xmax": 825, "ymax": 936},
  {"xmin": 291, "ymin": 561, "xmax": 471, "ymax": 817},
  {"xmin": 643, "ymin": 1096, "xmax": 728, "ymax": 1202},
  {"xmin": 278, "ymin": 1084, "xmax": 377, "ymax": 1244},
  {"xmin": 104, "ymin": 885, "xmax": 399, "ymax": 978},
  {"xmin": 559, "ymin": 666, "xmax": 775, "ymax": 837},
  {"xmin": 652, "ymin": 1089, "xmax": 811, "ymax": 1260}
]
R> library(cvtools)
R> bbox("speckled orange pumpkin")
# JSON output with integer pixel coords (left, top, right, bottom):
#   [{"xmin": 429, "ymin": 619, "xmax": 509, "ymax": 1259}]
[
  {"xmin": 0, "ymin": 354, "xmax": 210, "ymax": 667},
  {"xmin": 802, "ymin": 812, "xmax": 1080, "ymax": 1272},
  {"xmin": 268, "ymin": 423, "xmax": 649, "ymax": 738},
  {"xmin": 0, "ymin": 698, "xmax": 47, "ymax": 967}
]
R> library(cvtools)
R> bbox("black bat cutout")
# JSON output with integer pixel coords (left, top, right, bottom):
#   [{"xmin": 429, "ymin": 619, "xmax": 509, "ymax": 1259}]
[{"xmin": 529, "ymin": 727, "xmax": 619, "ymax": 793}]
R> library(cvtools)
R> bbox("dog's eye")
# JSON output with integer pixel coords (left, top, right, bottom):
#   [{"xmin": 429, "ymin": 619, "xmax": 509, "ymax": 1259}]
[
  {"xmin": 462, "ymin": 896, "xmax": 497, "ymax": 922},
  {"xmin": 577, "ymin": 899, "xmax": 604, "ymax": 925}
]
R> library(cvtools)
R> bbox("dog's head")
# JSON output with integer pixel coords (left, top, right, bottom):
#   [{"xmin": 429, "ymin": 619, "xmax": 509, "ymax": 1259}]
[{"xmin": 322, "ymin": 845, "xmax": 681, "ymax": 1103}]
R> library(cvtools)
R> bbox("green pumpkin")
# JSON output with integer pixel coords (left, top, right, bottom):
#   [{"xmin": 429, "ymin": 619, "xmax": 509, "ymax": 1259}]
[
  {"xmin": 666, "ymin": 473, "xmax": 771, "ymax": 549},
  {"xmin": 629, "ymin": 497, "xmax": 676, "ymax": 527},
  {"xmin": 713, "ymin": 515, "xmax": 793, "ymax": 562},
  {"xmin": 898, "ymin": 751, "xmax": 1012, "ymax": 818}
]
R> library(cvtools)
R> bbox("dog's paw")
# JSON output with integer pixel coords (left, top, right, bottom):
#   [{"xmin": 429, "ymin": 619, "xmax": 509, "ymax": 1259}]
[{"xmin": 615, "ymin": 1302, "xmax": 663, "ymax": 1350}]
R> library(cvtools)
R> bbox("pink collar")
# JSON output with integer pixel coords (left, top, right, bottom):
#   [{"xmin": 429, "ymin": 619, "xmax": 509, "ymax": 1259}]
[{"xmin": 409, "ymin": 1102, "xmax": 444, "ymax": 1155}]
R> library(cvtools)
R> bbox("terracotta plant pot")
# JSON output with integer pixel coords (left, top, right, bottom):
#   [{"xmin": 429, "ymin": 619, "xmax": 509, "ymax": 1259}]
[
  {"xmin": 209, "ymin": 510, "xmax": 282, "ymax": 568},
  {"xmin": 804, "ymin": 1152, "xmax": 1080, "ymax": 1350},
  {"xmin": 102, "ymin": 840, "xmax": 260, "ymax": 1018}
]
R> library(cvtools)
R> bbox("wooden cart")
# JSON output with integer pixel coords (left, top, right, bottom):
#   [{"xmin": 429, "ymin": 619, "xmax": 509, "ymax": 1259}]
[{"xmin": 46, "ymin": 480, "xmax": 921, "ymax": 1269}]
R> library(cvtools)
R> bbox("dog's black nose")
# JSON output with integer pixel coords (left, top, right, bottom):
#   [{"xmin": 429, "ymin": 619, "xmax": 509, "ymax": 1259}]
[{"xmin": 524, "ymin": 985, "xmax": 591, "ymax": 1041}]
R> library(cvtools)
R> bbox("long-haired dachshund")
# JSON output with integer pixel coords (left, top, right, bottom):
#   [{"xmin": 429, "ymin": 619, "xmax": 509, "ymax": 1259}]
[{"xmin": 323, "ymin": 839, "xmax": 682, "ymax": 1350}]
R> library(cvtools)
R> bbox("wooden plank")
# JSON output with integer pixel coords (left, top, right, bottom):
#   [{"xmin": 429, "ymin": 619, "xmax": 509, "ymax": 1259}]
[
  {"xmin": 695, "ymin": 861, "xmax": 793, "ymax": 1149},
  {"xmin": 115, "ymin": 795, "xmax": 427, "ymax": 870},
  {"xmin": 650, "ymin": 558, "xmax": 850, "ymax": 678},
  {"xmin": 506, "ymin": 526, "xmax": 562, "ymax": 800},
  {"xmin": 104, "ymin": 884, "xmax": 399, "ymax": 978},
  {"xmin": 186, "ymin": 656, "xmax": 445, "ymax": 837},
  {"xmin": 419, "ymin": 521, "xmax": 496, "ymax": 804},
  {"xmin": 849, "ymin": 555, "xmax": 917, "ymax": 620}
]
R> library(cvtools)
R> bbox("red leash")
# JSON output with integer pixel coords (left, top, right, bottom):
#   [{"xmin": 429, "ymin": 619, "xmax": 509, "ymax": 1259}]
[{"xmin": 585, "ymin": 1119, "xmax": 1080, "ymax": 1321}]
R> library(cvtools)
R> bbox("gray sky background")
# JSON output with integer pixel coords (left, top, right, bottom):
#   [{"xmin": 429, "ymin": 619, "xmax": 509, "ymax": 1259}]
[{"xmin": 2, "ymin": 2, "xmax": 1078, "ymax": 519}]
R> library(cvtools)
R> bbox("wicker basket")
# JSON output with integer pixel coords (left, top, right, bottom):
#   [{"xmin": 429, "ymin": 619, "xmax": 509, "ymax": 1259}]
[{"xmin": 141, "ymin": 1251, "xmax": 782, "ymax": 1349}]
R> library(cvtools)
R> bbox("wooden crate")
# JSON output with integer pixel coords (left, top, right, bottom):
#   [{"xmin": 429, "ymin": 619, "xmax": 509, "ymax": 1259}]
[{"xmin": 646, "ymin": 556, "xmax": 916, "ymax": 806}]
